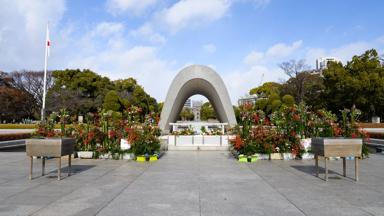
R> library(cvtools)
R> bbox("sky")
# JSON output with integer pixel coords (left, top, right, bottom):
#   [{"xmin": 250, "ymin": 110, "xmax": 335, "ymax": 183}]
[{"xmin": 1, "ymin": 0, "xmax": 384, "ymax": 104}]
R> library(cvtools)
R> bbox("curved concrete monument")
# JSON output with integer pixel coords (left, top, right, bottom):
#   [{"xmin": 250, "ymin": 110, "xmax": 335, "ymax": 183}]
[{"xmin": 159, "ymin": 65, "xmax": 237, "ymax": 132}]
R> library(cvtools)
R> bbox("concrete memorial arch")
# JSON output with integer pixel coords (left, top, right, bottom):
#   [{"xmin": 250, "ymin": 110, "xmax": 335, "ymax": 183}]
[{"xmin": 159, "ymin": 65, "xmax": 237, "ymax": 132}]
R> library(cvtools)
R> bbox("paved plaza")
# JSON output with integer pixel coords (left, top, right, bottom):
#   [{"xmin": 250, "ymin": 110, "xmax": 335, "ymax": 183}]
[{"xmin": 0, "ymin": 151, "xmax": 383, "ymax": 216}]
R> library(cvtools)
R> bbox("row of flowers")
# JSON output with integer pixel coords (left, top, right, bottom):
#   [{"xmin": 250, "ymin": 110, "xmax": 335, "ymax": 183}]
[
  {"xmin": 231, "ymin": 103, "xmax": 369, "ymax": 159},
  {"xmin": 35, "ymin": 107, "xmax": 161, "ymax": 159}
]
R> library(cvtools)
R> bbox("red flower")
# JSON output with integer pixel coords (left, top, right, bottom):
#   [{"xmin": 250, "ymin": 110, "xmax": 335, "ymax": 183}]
[
  {"xmin": 234, "ymin": 135, "xmax": 243, "ymax": 150},
  {"xmin": 47, "ymin": 131, "xmax": 55, "ymax": 137},
  {"xmin": 333, "ymin": 127, "xmax": 342, "ymax": 136},
  {"xmin": 351, "ymin": 133, "xmax": 357, "ymax": 138},
  {"xmin": 290, "ymin": 130, "xmax": 296, "ymax": 137},
  {"xmin": 293, "ymin": 114, "xmax": 300, "ymax": 121},
  {"xmin": 87, "ymin": 131, "xmax": 95, "ymax": 140},
  {"xmin": 264, "ymin": 117, "xmax": 270, "ymax": 125},
  {"xmin": 108, "ymin": 130, "xmax": 116, "ymax": 138},
  {"xmin": 253, "ymin": 114, "xmax": 260, "ymax": 124}
]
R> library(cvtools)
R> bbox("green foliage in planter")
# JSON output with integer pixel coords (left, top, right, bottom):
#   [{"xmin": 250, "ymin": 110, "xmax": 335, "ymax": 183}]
[{"xmin": 233, "ymin": 102, "xmax": 370, "ymax": 158}]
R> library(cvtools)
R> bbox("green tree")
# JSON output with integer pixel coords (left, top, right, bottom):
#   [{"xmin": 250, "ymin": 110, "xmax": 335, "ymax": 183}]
[
  {"xmin": 249, "ymin": 82, "xmax": 293, "ymax": 114},
  {"xmin": 179, "ymin": 107, "xmax": 194, "ymax": 121},
  {"xmin": 47, "ymin": 69, "xmax": 113, "ymax": 114},
  {"xmin": 249, "ymin": 82, "xmax": 282, "ymax": 97},
  {"xmin": 323, "ymin": 49, "xmax": 384, "ymax": 119},
  {"xmin": 114, "ymin": 78, "xmax": 158, "ymax": 119},
  {"xmin": 200, "ymin": 102, "xmax": 217, "ymax": 120},
  {"xmin": 282, "ymin": 95, "xmax": 295, "ymax": 107},
  {"xmin": 281, "ymin": 72, "xmax": 325, "ymax": 110},
  {"xmin": 103, "ymin": 90, "xmax": 122, "ymax": 112}
]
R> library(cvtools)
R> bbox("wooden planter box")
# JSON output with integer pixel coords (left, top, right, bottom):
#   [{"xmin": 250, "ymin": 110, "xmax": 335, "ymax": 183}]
[
  {"xmin": 26, "ymin": 138, "xmax": 75, "ymax": 180},
  {"xmin": 311, "ymin": 137, "xmax": 362, "ymax": 181}
]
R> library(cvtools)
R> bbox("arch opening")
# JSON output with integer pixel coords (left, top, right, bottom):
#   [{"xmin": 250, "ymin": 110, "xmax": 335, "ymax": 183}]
[{"xmin": 159, "ymin": 65, "xmax": 237, "ymax": 132}]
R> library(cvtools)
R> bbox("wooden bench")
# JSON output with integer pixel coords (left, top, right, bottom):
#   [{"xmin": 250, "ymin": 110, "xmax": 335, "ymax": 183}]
[
  {"xmin": 26, "ymin": 138, "xmax": 75, "ymax": 180},
  {"xmin": 311, "ymin": 138, "xmax": 362, "ymax": 181}
]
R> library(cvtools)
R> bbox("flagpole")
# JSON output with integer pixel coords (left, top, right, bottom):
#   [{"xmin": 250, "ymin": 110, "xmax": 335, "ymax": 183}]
[{"xmin": 41, "ymin": 23, "xmax": 49, "ymax": 122}]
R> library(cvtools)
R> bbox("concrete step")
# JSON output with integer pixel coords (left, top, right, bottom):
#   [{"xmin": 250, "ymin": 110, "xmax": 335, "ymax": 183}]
[
  {"xmin": 367, "ymin": 138, "xmax": 384, "ymax": 145},
  {"xmin": 0, "ymin": 139, "xmax": 26, "ymax": 150}
]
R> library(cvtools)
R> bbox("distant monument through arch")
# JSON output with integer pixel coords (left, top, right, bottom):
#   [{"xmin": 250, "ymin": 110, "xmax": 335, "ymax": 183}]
[{"xmin": 159, "ymin": 65, "xmax": 237, "ymax": 132}]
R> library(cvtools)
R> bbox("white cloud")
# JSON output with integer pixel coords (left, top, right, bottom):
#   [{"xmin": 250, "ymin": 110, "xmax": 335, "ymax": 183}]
[
  {"xmin": 240, "ymin": 0, "xmax": 270, "ymax": 8},
  {"xmin": 223, "ymin": 65, "xmax": 283, "ymax": 103},
  {"xmin": 266, "ymin": 40, "xmax": 302, "ymax": 58},
  {"xmin": 106, "ymin": 0, "xmax": 158, "ymax": 15},
  {"xmin": 223, "ymin": 40, "xmax": 304, "ymax": 102},
  {"xmin": 305, "ymin": 37, "xmax": 384, "ymax": 67},
  {"xmin": 159, "ymin": 0, "xmax": 231, "ymax": 32},
  {"xmin": 91, "ymin": 22, "xmax": 124, "ymax": 38},
  {"xmin": 130, "ymin": 23, "xmax": 166, "ymax": 44},
  {"xmin": 243, "ymin": 51, "xmax": 264, "ymax": 65},
  {"xmin": 203, "ymin": 43, "xmax": 217, "ymax": 53},
  {"xmin": 242, "ymin": 40, "xmax": 303, "ymax": 66},
  {"xmin": 59, "ymin": 22, "xmax": 174, "ymax": 100},
  {"xmin": 0, "ymin": 0, "xmax": 66, "ymax": 71}
]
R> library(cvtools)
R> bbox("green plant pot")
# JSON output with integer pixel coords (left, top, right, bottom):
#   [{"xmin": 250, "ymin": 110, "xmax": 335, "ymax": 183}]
[{"xmin": 136, "ymin": 155, "xmax": 146, "ymax": 162}]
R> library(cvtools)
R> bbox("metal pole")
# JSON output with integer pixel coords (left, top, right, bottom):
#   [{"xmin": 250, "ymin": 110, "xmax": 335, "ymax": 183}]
[{"xmin": 41, "ymin": 24, "xmax": 49, "ymax": 122}]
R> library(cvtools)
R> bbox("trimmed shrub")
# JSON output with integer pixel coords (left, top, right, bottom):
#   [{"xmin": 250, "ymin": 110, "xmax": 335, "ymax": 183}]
[{"xmin": 0, "ymin": 133, "xmax": 32, "ymax": 141}]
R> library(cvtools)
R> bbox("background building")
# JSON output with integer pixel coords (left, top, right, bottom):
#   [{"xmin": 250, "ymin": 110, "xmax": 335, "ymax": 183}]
[
  {"xmin": 183, "ymin": 99, "xmax": 192, "ymax": 108},
  {"xmin": 316, "ymin": 57, "xmax": 340, "ymax": 70}
]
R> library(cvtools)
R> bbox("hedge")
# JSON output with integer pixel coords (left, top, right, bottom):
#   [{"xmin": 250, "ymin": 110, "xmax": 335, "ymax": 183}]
[
  {"xmin": 0, "ymin": 133, "xmax": 32, "ymax": 141},
  {"xmin": 0, "ymin": 124, "xmax": 36, "ymax": 129},
  {"xmin": 0, "ymin": 124, "xmax": 67, "ymax": 129},
  {"xmin": 367, "ymin": 132, "xmax": 384, "ymax": 139},
  {"xmin": 358, "ymin": 123, "xmax": 384, "ymax": 128}
]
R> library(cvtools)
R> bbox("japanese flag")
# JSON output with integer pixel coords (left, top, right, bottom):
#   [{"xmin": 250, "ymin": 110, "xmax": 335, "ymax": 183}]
[{"xmin": 46, "ymin": 25, "xmax": 51, "ymax": 57}]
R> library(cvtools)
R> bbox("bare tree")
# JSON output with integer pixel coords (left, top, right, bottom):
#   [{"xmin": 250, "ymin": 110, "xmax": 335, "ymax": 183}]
[
  {"xmin": 9, "ymin": 70, "xmax": 54, "ymax": 118},
  {"xmin": 279, "ymin": 59, "xmax": 311, "ymax": 103}
]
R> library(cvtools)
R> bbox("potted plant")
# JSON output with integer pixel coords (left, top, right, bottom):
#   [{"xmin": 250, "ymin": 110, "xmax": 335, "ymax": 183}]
[
  {"xmin": 238, "ymin": 154, "xmax": 247, "ymax": 162},
  {"xmin": 149, "ymin": 154, "xmax": 158, "ymax": 161},
  {"xmin": 131, "ymin": 116, "xmax": 161, "ymax": 162},
  {"xmin": 76, "ymin": 123, "xmax": 97, "ymax": 159}
]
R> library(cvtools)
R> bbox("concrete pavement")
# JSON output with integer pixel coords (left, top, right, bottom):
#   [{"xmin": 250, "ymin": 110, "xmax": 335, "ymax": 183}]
[{"xmin": 0, "ymin": 151, "xmax": 383, "ymax": 215}]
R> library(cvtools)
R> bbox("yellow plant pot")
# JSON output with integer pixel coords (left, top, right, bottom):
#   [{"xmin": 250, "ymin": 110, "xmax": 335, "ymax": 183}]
[
  {"xmin": 136, "ymin": 156, "xmax": 146, "ymax": 162},
  {"xmin": 149, "ymin": 156, "xmax": 158, "ymax": 161}
]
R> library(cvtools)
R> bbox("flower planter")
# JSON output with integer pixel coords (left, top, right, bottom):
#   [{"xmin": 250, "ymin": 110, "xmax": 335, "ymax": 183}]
[
  {"xmin": 120, "ymin": 139, "xmax": 131, "ymax": 150},
  {"xmin": 270, "ymin": 153, "xmax": 283, "ymax": 160},
  {"xmin": 311, "ymin": 137, "xmax": 363, "ymax": 181},
  {"xmin": 77, "ymin": 151, "xmax": 93, "ymax": 159},
  {"xmin": 136, "ymin": 155, "xmax": 146, "ymax": 162},
  {"xmin": 99, "ymin": 153, "xmax": 111, "ymax": 159},
  {"xmin": 282, "ymin": 153, "xmax": 294, "ymax": 160},
  {"xmin": 301, "ymin": 153, "xmax": 314, "ymax": 160},
  {"xmin": 111, "ymin": 153, "xmax": 120, "ymax": 160},
  {"xmin": 255, "ymin": 153, "xmax": 269, "ymax": 160},
  {"xmin": 122, "ymin": 153, "xmax": 134, "ymax": 160},
  {"xmin": 300, "ymin": 138, "xmax": 312, "ymax": 152}
]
